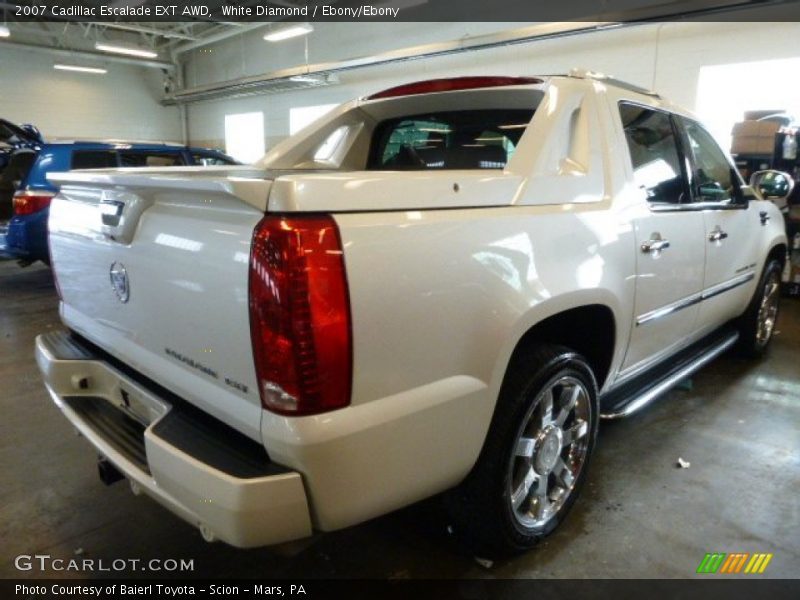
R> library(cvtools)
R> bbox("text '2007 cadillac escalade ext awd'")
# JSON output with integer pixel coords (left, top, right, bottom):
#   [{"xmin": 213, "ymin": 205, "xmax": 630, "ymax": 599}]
[{"xmin": 36, "ymin": 70, "xmax": 788, "ymax": 556}]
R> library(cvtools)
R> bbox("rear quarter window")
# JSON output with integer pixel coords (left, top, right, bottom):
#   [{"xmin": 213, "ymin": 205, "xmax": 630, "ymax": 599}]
[
  {"xmin": 367, "ymin": 109, "xmax": 533, "ymax": 170},
  {"xmin": 71, "ymin": 150, "xmax": 118, "ymax": 170},
  {"xmin": 119, "ymin": 152, "xmax": 185, "ymax": 167},
  {"xmin": 191, "ymin": 153, "xmax": 237, "ymax": 166}
]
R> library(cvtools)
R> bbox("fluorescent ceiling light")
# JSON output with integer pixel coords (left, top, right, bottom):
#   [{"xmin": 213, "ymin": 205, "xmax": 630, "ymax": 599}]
[
  {"xmin": 95, "ymin": 42, "xmax": 157, "ymax": 58},
  {"xmin": 263, "ymin": 23, "xmax": 313, "ymax": 42},
  {"xmin": 0, "ymin": 25, "xmax": 10, "ymax": 38},
  {"xmin": 54, "ymin": 64, "xmax": 107, "ymax": 74}
]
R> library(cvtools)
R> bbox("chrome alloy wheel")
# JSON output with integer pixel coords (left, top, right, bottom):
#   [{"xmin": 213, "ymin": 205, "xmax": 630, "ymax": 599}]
[
  {"xmin": 756, "ymin": 272, "xmax": 780, "ymax": 347},
  {"xmin": 508, "ymin": 375, "xmax": 591, "ymax": 529}
]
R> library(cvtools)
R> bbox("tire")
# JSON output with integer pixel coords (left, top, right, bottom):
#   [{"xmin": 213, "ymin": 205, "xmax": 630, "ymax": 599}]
[
  {"xmin": 736, "ymin": 259, "xmax": 782, "ymax": 358},
  {"xmin": 444, "ymin": 344, "xmax": 599, "ymax": 557}
]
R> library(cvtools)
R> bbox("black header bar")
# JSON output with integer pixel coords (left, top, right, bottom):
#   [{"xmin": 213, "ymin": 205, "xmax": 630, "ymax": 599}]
[
  {"xmin": 3, "ymin": 579, "xmax": 800, "ymax": 600},
  {"xmin": 4, "ymin": 0, "xmax": 800, "ymax": 23}
]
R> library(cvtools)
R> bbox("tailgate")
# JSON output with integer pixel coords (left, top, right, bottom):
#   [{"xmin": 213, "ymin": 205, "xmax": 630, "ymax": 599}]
[{"xmin": 47, "ymin": 169, "xmax": 271, "ymax": 440}]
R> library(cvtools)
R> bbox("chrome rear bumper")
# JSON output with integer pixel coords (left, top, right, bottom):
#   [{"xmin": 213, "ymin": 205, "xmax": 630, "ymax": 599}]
[{"xmin": 35, "ymin": 330, "xmax": 313, "ymax": 548}]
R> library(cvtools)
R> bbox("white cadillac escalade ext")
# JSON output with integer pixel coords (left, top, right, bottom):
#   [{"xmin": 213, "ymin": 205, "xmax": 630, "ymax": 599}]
[{"xmin": 36, "ymin": 70, "xmax": 788, "ymax": 556}]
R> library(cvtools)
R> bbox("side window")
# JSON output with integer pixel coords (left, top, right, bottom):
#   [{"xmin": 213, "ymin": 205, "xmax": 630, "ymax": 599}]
[
  {"xmin": 619, "ymin": 103, "xmax": 686, "ymax": 205},
  {"xmin": 191, "ymin": 153, "xmax": 236, "ymax": 166},
  {"xmin": 681, "ymin": 119, "xmax": 737, "ymax": 203},
  {"xmin": 71, "ymin": 151, "xmax": 118, "ymax": 170},
  {"xmin": 118, "ymin": 152, "xmax": 185, "ymax": 168}
]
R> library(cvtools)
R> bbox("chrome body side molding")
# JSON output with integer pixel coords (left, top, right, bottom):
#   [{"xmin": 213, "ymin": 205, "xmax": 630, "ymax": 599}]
[{"xmin": 636, "ymin": 271, "xmax": 755, "ymax": 327}]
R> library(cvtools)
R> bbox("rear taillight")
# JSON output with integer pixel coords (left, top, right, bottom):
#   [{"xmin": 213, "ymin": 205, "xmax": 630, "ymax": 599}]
[
  {"xmin": 249, "ymin": 214, "xmax": 352, "ymax": 416},
  {"xmin": 12, "ymin": 190, "xmax": 55, "ymax": 216}
]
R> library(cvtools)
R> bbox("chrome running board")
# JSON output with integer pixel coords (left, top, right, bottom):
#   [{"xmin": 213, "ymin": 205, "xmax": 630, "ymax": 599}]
[{"xmin": 600, "ymin": 329, "xmax": 739, "ymax": 419}]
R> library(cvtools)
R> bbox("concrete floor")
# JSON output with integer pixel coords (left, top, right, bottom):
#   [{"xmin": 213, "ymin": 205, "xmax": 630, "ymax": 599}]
[{"xmin": 1, "ymin": 259, "xmax": 798, "ymax": 580}]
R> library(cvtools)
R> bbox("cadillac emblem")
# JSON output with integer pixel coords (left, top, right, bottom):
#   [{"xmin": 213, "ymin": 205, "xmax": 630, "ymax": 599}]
[{"xmin": 109, "ymin": 262, "xmax": 130, "ymax": 303}]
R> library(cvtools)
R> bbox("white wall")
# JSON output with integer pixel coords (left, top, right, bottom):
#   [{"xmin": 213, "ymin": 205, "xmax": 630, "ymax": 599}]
[
  {"xmin": 0, "ymin": 46, "xmax": 181, "ymax": 142},
  {"xmin": 183, "ymin": 21, "xmax": 800, "ymax": 153}
]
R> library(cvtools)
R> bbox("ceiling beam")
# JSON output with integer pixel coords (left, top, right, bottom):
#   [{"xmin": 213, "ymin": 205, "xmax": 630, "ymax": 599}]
[
  {"xmin": 168, "ymin": 22, "xmax": 614, "ymax": 103},
  {"xmin": 95, "ymin": 22, "xmax": 199, "ymax": 41},
  {"xmin": 0, "ymin": 40, "xmax": 176, "ymax": 70},
  {"xmin": 172, "ymin": 22, "xmax": 266, "ymax": 55}
]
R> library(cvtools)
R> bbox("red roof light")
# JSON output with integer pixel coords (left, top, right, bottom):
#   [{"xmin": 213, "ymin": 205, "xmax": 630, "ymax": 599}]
[{"xmin": 366, "ymin": 76, "xmax": 543, "ymax": 100}]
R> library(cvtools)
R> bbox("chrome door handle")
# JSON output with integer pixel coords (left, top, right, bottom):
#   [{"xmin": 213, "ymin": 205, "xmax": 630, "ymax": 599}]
[
  {"xmin": 708, "ymin": 228, "xmax": 729, "ymax": 243},
  {"xmin": 641, "ymin": 237, "xmax": 670, "ymax": 254}
]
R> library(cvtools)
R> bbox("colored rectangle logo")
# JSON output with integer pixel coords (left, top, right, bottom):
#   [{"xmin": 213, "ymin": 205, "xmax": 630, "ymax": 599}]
[{"xmin": 697, "ymin": 553, "xmax": 773, "ymax": 574}]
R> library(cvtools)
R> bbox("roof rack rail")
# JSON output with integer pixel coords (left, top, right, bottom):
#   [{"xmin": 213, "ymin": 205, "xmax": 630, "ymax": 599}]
[{"xmin": 567, "ymin": 68, "xmax": 660, "ymax": 98}]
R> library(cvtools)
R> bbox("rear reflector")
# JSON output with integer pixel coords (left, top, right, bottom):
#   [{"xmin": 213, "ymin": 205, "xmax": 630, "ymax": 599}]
[
  {"xmin": 12, "ymin": 190, "xmax": 55, "ymax": 216},
  {"xmin": 249, "ymin": 214, "xmax": 352, "ymax": 416},
  {"xmin": 366, "ymin": 76, "xmax": 543, "ymax": 100}
]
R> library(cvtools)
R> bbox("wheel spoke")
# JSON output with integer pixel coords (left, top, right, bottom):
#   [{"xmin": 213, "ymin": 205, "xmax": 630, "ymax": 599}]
[
  {"xmin": 516, "ymin": 437, "xmax": 535, "ymax": 458},
  {"xmin": 540, "ymin": 389, "xmax": 555, "ymax": 427},
  {"xmin": 757, "ymin": 278, "xmax": 780, "ymax": 345},
  {"xmin": 511, "ymin": 466, "xmax": 538, "ymax": 510},
  {"xmin": 562, "ymin": 419, "xmax": 588, "ymax": 447},
  {"xmin": 767, "ymin": 282, "xmax": 779, "ymax": 300},
  {"xmin": 531, "ymin": 476, "xmax": 550, "ymax": 520},
  {"xmin": 555, "ymin": 385, "xmax": 581, "ymax": 427},
  {"xmin": 553, "ymin": 458, "xmax": 575, "ymax": 488}
]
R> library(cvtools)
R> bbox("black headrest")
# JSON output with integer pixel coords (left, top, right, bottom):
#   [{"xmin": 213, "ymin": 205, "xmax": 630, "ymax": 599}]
[{"xmin": 445, "ymin": 144, "xmax": 506, "ymax": 169}]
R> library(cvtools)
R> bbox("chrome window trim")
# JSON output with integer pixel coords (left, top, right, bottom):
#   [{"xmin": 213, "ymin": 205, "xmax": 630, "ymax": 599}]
[
  {"xmin": 648, "ymin": 200, "xmax": 748, "ymax": 213},
  {"xmin": 635, "ymin": 271, "xmax": 755, "ymax": 327}
]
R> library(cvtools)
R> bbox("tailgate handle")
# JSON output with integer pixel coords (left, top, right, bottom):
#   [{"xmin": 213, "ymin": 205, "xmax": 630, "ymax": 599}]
[{"xmin": 100, "ymin": 200, "xmax": 125, "ymax": 227}]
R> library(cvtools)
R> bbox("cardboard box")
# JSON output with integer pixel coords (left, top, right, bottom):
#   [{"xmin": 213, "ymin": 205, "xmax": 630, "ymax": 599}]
[{"xmin": 730, "ymin": 120, "xmax": 780, "ymax": 156}]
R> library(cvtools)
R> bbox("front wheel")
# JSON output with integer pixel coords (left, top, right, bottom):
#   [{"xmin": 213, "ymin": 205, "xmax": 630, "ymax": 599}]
[
  {"xmin": 737, "ymin": 259, "xmax": 782, "ymax": 358},
  {"xmin": 445, "ymin": 344, "xmax": 599, "ymax": 557}
]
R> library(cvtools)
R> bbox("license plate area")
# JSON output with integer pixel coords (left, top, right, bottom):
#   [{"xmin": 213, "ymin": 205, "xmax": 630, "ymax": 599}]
[{"xmin": 117, "ymin": 382, "xmax": 166, "ymax": 427}]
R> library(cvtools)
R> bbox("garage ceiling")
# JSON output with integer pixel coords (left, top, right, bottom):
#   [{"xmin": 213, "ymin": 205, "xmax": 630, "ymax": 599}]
[
  {"xmin": 1, "ymin": 0, "xmax": 791, "ymax": 67},
  {"xmin": 1, "ymin": 0, "xmax": 795, "ymax": 101}
]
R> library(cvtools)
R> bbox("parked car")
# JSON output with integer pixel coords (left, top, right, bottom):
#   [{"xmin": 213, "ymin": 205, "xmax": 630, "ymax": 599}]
[
  {"xmin": 0, "ymin": 120, "xmax": 43, "ymax": 221},
  {"xmin": 0, "ymin": 118, "xmax": 43, "ymax": 174},
  {"xmin": 36, "ymin": 72, "xmax": 787, "ymax": 556},
  {"xmin": 0, "ymin": 141, "xmax": 237, "ymax": 265}
]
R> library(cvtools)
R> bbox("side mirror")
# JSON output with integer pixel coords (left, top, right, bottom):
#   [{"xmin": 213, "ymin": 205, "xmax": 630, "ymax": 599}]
[{"xmin": 750, "ymin": 170, "xmax": 794, "ymax": 203}]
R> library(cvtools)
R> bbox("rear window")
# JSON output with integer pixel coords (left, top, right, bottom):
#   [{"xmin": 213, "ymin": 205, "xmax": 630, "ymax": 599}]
[
  {"xmin": 119, "ymin": 152, "xmax": 185, "ymax": 167},
  {"xmin": 71, "ymin": 151, "xmax": 118, "ymax": 170},
  {"xmin": 191, "ymin": 152, "xmax": 236, "ymax": 166},
  {"xmin": 367, "ymin": 109, "xmax": 533, "ymax": 170}
]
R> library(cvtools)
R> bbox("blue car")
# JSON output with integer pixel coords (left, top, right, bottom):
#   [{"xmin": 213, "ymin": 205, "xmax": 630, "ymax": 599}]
[{"xmin": 0, "ymin": 141, "xmax": 238, "ymax": 266}]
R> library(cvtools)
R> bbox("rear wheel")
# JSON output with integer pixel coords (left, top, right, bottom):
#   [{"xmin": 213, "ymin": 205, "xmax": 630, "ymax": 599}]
[
  {"xmin": 445, "ymin": 344, "xmax": 599, "ymax": 556},
  {"xmin": 737, "ymin": 259, "xmax": 782, "ymax": 358}
]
